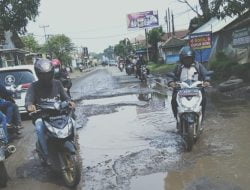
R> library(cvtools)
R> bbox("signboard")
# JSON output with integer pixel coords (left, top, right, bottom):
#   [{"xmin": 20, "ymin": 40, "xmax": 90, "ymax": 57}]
[
  {"xmin": 232, "ymin": 27, "xmax": 250, "ymax": 47},
  {"xmin": 127, "ymin": 10, "xmax": 159, "ymax": 29},
  {"xmin": 189, "ymin": 32, "xmax": 212, "ymax": 50}
]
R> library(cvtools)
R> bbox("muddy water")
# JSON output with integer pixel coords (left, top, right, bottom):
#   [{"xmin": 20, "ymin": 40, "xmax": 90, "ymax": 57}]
[
  {"xmin": 76, "ymin": 68, "xmax": 250, "ymax": 190},
  {"xmin": 78, "ymin": 93, "xmax": 182, "ymax": 189},
  {"xmin": 165, "ymin": 96, "xmax": 250, "ymax": 190}
]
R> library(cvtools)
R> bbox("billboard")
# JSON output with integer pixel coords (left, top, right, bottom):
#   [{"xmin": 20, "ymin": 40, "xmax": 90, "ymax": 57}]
[
  {"xmin": 127, "ymin": 10, "xmax": 159, "ymax": 29},
  {"xmin": 232, "ymin": 27, "xmax": 250, "ymax": 47},
  {"xmin": 189, "ymin": 32, "xmax": 212, "ymax": 50}
]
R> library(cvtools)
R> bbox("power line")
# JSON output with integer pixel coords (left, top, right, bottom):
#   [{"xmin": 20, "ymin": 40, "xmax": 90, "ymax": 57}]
[
  {"xmin": 39, "ymin": 25, "xmax": 49, "ymax": 41},
  {"xmin": 69, "ymin": 30, "xmax": 140, "ymax": 40}
]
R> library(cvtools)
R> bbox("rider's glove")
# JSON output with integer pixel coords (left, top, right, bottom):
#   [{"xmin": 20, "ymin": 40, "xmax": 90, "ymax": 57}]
[{"xmin": 203, "ymin": 81, "xmax": 211, "ymax": 87}]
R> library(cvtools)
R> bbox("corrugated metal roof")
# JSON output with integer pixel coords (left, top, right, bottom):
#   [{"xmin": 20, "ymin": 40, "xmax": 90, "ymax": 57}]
[{"xmin": 192, "ymin": 15, "xmax": 238, "ymax": 34}]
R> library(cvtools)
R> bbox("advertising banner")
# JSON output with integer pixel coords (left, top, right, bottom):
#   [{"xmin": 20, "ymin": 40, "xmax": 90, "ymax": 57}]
[
  {"xmin": 232, "ymin": 27, "xmax": 250, "ymax": 47},
  {"xmin": 189, "ymin": 32, "xmax": 212, "ymax": 50},
  {"xmin": 127, "ymin": 10, "xmax": 159, "ymax": 29}
]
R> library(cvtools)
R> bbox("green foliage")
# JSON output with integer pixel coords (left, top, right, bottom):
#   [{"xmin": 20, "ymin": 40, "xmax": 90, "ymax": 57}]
[
  {"xmin": 0, "ymin": 0, "xmax": 40, "ymax": 33},
  {"xmin": 186, "ymin": 0, "xmax": 249, "ymax": 32},
  {"xmin": 114, "ymin": 39, "xmax": 134, "ymax": 58},
  {"xmin": 148, "ymin": 27, "xmax": 164, "ymax": 62},
  {"xmin": 210, "ymin": 52, "xmax": 250, "ymax": 82},
  {"xmin": 148, "ymin": 62, "xmax": 176, "ymax": 75},
  {"xmin": 217, "ymin": 0, "xmax": 250, "ymax": 18},
  {"xmin": 21, "ymin": 34, "xmax": 40, "ymax": 52},
  {"xmin": 103, "ymin": 46, "xmax": 114, "ymax": 59},
  {"xmin": 42, "ymin": 34, "xmax": 74, "ymax": 66}
]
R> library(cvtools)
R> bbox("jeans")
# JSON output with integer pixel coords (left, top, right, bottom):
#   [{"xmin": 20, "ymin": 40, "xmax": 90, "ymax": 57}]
[
  {"xmin": 0, "ymin": 112, "xmax": 8, "ymax": 144},
  {"xmin": 12, "ymin": 104, "xmax": 22, "ymax": 126},
  {"xmin": 0, "ymin": 99, "xmax": 14, "ymax": 125},
  {"xmin": 35, "ymin": 119, "xmax": 48, "ymax": 156}
]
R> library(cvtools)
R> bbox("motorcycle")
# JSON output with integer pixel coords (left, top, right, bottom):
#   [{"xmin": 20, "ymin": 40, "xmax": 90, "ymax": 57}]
[
  {"xmin": 167, "ymin": 72, "xmax": 213, "ymax": 151},
  {"xmin": 118, "ymin": 62, "xmax": 124, "ymax": 72},
  {"xmin": 0, "ymin": 126, "xmax": 16, "ymax": 188},
  {"xmin": 30, "ymin": 100, "xmax": 81, "ymax": 188},
  {"xmin": 78, "ymin": 64, "xmax": 84, "ymax": 72},
  {"xmin": 125, "ymin": 63, "xmax": 134, "ymax": 75},
  {"xmin": 140, "ymin": 65, "xmax": 148, "ymax": 82}
]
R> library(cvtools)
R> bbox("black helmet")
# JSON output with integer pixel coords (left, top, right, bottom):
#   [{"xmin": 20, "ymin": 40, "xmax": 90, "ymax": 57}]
[
  {"xmin": 34, "ymin": 59, "xmax": 54, "ymax": 87},
  {"xmin": 179, "ymin": 46, "xmax": 195, "ymax": 68}
]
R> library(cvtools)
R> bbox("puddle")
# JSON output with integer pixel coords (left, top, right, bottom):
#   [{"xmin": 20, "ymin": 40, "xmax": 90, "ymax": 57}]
[
  {"xmin": 130, "ymin": 173, "xmax": 167, "ymax": 190},
  {"xmin": 81, "ymin": 95, "xmax": 145, "ymax": 106},
  {"xmin": 78, "ymin": 92, "xmax": 181, "ymax": 189}
]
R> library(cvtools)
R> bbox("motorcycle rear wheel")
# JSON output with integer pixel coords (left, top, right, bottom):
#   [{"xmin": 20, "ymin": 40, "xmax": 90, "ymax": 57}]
[
  {"xmin": 0, "ymin": 162, "xmax": 8, "ymax": 188},
  {"xmin": 61, "ymin": 153, "xmax": 81, "ymax": 188}
]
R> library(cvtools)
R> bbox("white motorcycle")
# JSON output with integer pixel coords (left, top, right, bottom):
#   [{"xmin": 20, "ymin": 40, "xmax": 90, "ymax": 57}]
[{"xmin": 167, "ymin": 72, "xmax": 213, "ymax": 151}]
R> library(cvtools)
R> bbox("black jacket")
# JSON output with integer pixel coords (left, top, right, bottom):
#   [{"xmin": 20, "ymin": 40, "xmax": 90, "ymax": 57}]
[{"xmin": 25, "ymin": 80, "xmax": 70, "ymax": 108}]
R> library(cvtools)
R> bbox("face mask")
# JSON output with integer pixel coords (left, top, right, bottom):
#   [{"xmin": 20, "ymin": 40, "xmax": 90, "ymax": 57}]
[{"xmin": 182, "ymin": 57, "xmax": 193, "ymax": 68}]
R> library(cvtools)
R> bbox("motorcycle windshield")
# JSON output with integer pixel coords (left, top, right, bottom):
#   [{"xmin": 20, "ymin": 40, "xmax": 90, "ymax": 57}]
[{"xmin": 46, "ymin": 115, "xmax": 69, "ymax": 129}]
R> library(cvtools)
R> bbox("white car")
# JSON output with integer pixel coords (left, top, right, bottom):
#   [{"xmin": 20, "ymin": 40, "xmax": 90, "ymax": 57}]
[{"xmin": 0, "ymin": 65, "xmax": 37, "ymax": 113}]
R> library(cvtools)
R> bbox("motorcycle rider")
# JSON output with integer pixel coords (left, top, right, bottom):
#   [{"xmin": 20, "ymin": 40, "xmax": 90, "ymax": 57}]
[
  {"xmin": 168, "ymin": 46, "xmax": 210, "ymax": 123},
  {"xmin": 135, "ymin": 55, "xmax": 145, "ymax": 79},
  {"xmin": 25, "ymin": 59, "xmax": 75, "ymax": 165},
  {"xmin": 0, "ymin": 83, "xmax": 22, "ymax": 130},
  {"xmin": 51, "ymin": 59, "xmax": 72, "ymax": 97}
]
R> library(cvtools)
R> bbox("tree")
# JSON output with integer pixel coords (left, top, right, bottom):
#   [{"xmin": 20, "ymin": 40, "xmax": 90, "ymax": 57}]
[
  {"xmin": 103, "ymin": 46, "xmax": 114, "ymax": 60},
  {"xmin": 114, "ymin": 39, "xmax": 134, "ymax": 58},
  {"xmin": 148, "ymin": 27, "xmax": 164, "ymax": 62},
  {"xmin": 21, "ymin": 34, "xmax": 40, "ymax": 52},
  {"xmin": 0, "ymin": 0, "xmax": 40, "ymax": 34},
  {"xmin": 178, "ymin": 0, "xmax": 249, "ymax": 32},
  {"xmin": 42, "ymin": 34, "xmax": 74, "ymax": 66}
]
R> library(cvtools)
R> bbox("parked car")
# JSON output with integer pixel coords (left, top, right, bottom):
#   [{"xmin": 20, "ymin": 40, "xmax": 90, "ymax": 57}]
[
  {"xmin": 0, "ymin": 65, "xmax": 37, "ymax": 113},
  {"xmin": 109, "ymin": 60, "xmax": 117, "ymax": 67}
]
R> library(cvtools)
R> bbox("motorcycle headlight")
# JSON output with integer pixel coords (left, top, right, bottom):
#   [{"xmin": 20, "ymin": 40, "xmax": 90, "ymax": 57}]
[{"xmin": 45, "ymin": 121, "xmax": 73, "ymax": 139}]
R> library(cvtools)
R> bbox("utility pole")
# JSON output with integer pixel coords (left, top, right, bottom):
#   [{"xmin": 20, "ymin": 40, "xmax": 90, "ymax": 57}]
[
  {"xmin": 145, "ymin": 28, "xmax": 149, "ymax": 62},
  {"xmin": 172, "ymin": 11, "xmax": 175, "ymax": 36},
  {"xmin": 165, "ymin": 10, "xmax": 169, "ymax": 38},
  {"xmin": 168, "ymin": 8, "xmax": 171, "ymax": 37},
  {"xmin": 39, "ymin": 25, "xmax": 49, "ymax": 41}
]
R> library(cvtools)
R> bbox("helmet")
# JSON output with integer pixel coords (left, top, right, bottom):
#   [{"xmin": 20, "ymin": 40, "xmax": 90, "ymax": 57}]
[
  {"xmin": 179, "ymin": 46, "xmax": 195, "ymax": 68},
  {"xmin": 51, "ymin": 59, "xmax": 61, "ymax": 68},
  {"xmin": 34, "ymin": 59, "xmax": 54, "ymax": 87},
  {"xmin": 51, "ymin": 59, "xmax": 61, "ymax": 76}
]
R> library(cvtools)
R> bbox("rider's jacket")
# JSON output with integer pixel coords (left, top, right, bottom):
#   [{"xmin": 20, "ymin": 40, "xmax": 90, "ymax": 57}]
[
  {"xmin": 25, "ymin": 80, "xmax": 70, "ymax": 108},
  {"xmin": 170, "ymin": 62, "xmax": 210, "ymax": 83}
]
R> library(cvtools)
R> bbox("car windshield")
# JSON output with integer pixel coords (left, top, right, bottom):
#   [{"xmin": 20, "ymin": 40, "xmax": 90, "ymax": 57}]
[{"xmin": 0, "ymin": 69, "xmax": 35, "ymax": 86}]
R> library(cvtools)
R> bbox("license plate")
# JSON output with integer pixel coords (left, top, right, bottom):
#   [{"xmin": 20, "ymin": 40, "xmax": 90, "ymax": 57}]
[
  {"xmin": 179, "ymin": 89, "xmax": 199, "ymax": 97},
  {"xmin": 0, "ymin": 128, "xmax": 6, "ymax": 140}
]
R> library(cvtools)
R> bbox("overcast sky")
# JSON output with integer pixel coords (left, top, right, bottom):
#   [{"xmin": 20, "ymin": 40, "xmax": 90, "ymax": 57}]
[{"xmin": 27, "ymin": 0, "xmax": 199, "ymax": 53}]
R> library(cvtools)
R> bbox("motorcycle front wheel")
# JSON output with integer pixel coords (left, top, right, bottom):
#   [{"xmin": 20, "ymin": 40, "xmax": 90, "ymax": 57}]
[
  {"xmin": 184, "ymin": 124, "xmax": 194, "ymax": 152},
  {"xmin": 61, "ymin": 152, "xmax": 81, "ymax": 188},
  {"xmin": 0, "ymin": 162, "xmax": 8, "ymax": 188}
]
